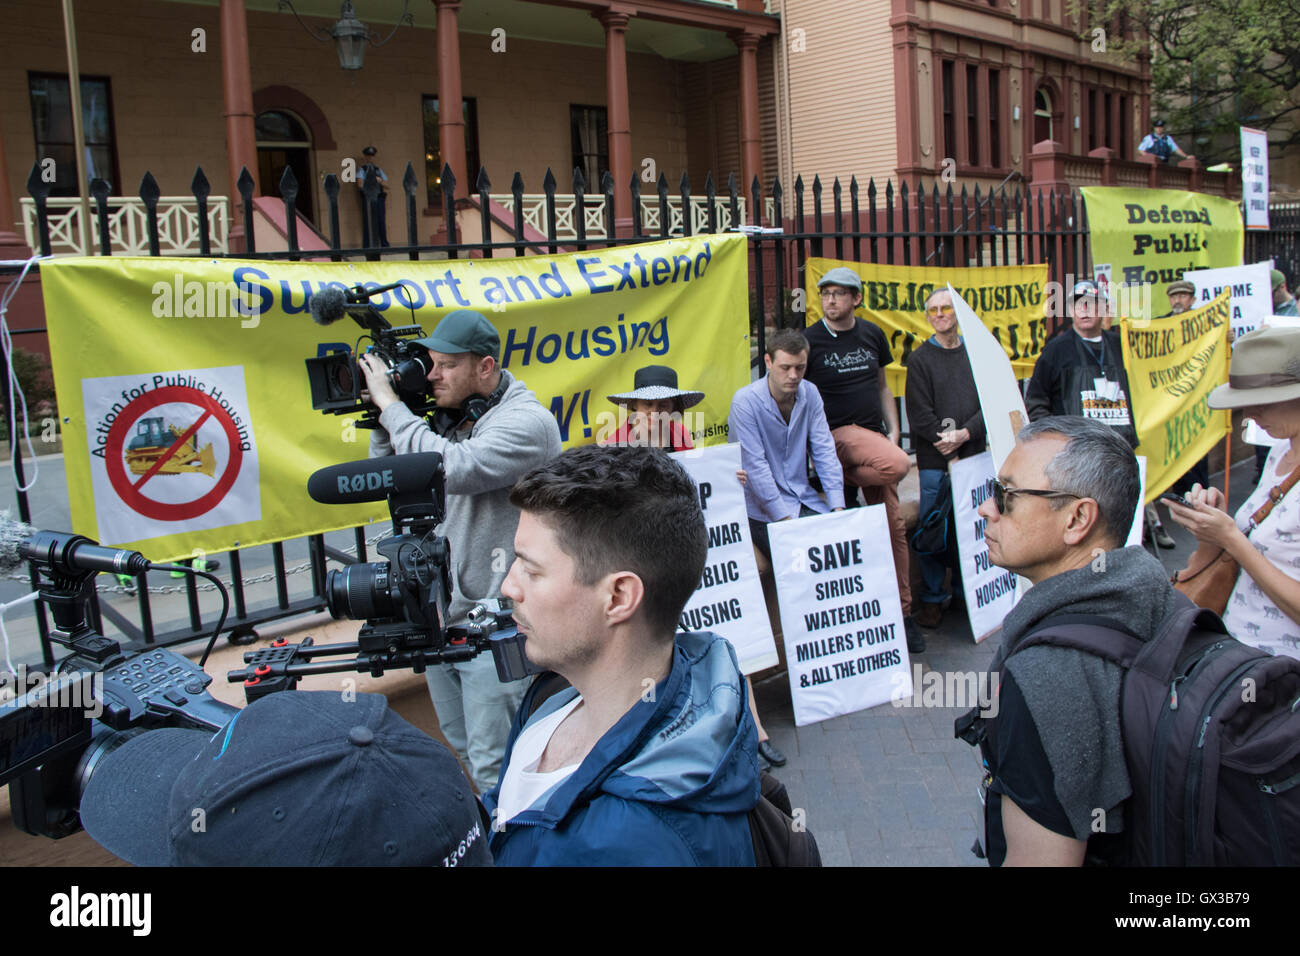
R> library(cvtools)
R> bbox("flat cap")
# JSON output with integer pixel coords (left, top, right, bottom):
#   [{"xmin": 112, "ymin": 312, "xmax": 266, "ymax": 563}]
[{"xmin": 817, "ymin": 266, "xmax": 863, "ymax": 292}]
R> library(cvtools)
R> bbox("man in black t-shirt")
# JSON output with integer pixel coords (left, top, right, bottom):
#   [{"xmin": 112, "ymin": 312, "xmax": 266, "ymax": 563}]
[{"xmin": 805, "ymin": 266, "xmax": 921, "ymax": 653}]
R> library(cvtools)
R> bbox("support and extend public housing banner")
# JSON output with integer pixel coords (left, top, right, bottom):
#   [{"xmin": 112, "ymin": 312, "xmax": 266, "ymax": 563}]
[
  {"xmin": 804, "ymin": 260, "xmax": 1051, "ymax": 394},
  {"xmin": 1120, "ymin": 291, "xmax": 1231, "ymax": 503},
  {"xmin": 40, "ymin": 235, "xmax": 750, "ymax": 560},
  {"xmin": 1080, "ymin": 187, "xmax": 1244, "ymax": 317}
]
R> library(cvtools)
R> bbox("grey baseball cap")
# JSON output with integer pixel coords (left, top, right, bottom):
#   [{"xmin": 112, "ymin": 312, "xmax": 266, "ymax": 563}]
[
  {"xmin": 817, "ymin": 266, "xmax": 863, "ymax": 292},
  {"xmin": 416, "ymin": 309, "xmax": 501, "ymax": 361}
]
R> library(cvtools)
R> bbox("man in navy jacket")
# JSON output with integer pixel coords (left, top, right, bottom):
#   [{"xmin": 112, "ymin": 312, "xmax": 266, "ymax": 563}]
[{"xmin": 483, "ymin": 445, "xmax": 760, "ymax": 865}]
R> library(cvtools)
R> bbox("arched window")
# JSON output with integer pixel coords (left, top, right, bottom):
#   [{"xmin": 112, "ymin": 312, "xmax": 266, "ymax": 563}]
[{"xmin": 1033, "ymin": 87, "xmax": 1054, "ymax": 144}]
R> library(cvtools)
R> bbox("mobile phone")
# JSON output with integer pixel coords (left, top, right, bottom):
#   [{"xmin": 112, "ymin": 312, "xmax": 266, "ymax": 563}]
[{"xmin": 1159, "ymin": 491, "xmax": 1192, "ymax": 508}]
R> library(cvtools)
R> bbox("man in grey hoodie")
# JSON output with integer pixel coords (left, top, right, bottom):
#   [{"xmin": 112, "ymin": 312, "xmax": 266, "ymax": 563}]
[
  {"xmin": 973, "ymin": 416, "xmax": 1180, "ymax": 866},
  {"xmin": 360, "ymin": 309, "xmax": 561, "ymax": 793}
]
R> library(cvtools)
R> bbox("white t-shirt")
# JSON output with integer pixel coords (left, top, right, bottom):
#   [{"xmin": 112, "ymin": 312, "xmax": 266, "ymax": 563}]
[
  {"xmin": 495, "ymin": 695, "xmax": 583, "ymax": 824},
  {"xmin": 1223, "ymin": 443, "xmax": 1300, "ymax": 658}
]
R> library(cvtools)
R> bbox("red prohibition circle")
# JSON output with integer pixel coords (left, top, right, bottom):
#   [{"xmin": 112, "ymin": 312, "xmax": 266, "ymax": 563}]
[{"xmin": 103, "ymin": 385, "xmax": 244, "ymax": 521}]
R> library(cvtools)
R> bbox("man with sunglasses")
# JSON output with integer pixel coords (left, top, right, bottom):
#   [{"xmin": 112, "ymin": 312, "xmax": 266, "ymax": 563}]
[
  {"xmin": 969, "ymin": 416, "xmax": 1178, "ymax": 866},
  {"xmin": 905, "ymin": 288, "xmax": 986, "ymax": 630},
  {"xmin": 805, "ymin": 267, "xmax": 922, "ymax": 653}
]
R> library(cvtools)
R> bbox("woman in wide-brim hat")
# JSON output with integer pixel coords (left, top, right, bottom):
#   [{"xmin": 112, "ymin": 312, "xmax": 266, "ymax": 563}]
[
  {"xmin": 601, "ymin": 365, "xmax": 705, "ymax": 452},
  {"xmin": 1165, "ymin": 326, "xmax": 1300, "ymax": 658}
]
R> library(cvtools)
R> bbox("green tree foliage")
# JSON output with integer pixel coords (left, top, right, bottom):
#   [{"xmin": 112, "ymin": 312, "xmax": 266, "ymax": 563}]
[{"xmin": 1077, "ymin": 0, "xmax": 1300, "ymax": 166}]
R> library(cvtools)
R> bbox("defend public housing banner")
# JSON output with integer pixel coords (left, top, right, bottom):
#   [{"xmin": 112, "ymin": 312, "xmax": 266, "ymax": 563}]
[
  {"xmin": 804, "ymin": 259, "xmax": 1051, "ymax": 393},
  {"xmin": 1080, "ymin": 187, "xmax": 1244, "ymax": 311},
  {"xmin": 1120, "ymin": 291, "xmax": 1231, "ymax": 503},
  {"xmin": 39, "ymin": 235, "xmax": 750, "ymax": 560}
]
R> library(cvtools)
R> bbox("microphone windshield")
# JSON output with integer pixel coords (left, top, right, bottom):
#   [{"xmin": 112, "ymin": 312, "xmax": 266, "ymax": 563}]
[
  {"xmin": 0, "ymin": 511, "xmax": 37, "ymax": 574},
  {"xmin": 310, "ymin": 287, "xmax": 348, "ymax": 325}
]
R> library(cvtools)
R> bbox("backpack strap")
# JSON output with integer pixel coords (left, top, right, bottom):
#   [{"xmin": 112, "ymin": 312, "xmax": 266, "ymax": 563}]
[
  {"xmin": 1012, "ymin": 613, "xmax": 1145, "ymax": 667},
  {"xmin": 524, "ymin": 671, "xmax": 573, "ymax": 721}
]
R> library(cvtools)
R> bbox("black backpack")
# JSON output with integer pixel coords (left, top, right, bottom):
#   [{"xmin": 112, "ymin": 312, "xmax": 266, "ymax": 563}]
[
  {"xmin": 959, "ymin": 603, "xmax": 1300, "ymax": 865},
  {"xmin": 525, "ymin": 672, "xmax": 821, "ymax": 867}
]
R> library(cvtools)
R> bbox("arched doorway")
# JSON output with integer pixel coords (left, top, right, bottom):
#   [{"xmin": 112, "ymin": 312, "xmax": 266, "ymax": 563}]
[
  {"xmin": 1033, "ymin": 87, "xmax": 1054, "ymax": 144},
  {"xmin": 256, "ymin": 110, "xmax": 314, "ymax": 224}
]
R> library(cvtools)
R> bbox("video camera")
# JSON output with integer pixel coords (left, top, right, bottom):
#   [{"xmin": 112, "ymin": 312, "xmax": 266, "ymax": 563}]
[
  {"xmin": 0, "ymin": 453, "xmax": 539, "ymax": 841},
  {"xmin": 305, "ymin": 282, "xmax": 436, "ymax": 428}
]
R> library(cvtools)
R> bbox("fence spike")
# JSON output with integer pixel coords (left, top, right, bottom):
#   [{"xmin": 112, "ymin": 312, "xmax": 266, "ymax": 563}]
[{"xmin": 139, "ymin": 171, "xmax": 161, "ymax": 204}]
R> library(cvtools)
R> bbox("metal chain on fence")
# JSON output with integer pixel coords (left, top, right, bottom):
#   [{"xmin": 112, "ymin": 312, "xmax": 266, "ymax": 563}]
[{"xmin": 6, "ymin": 528, "xmax": 395, "ymax": 596}]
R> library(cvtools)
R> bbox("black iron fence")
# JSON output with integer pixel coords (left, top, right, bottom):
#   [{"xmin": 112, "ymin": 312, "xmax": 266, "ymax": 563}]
[{"xmin": 8, "ymin": 157, "xmax": 1295, "ymax": 667}]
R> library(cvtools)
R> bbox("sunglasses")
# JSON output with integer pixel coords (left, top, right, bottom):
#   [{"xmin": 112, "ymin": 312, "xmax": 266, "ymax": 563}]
[
  {"xmin": 926, "ymin": 304, "xmax": 955, "ymax": 316},
  {"xmin": 991, "ymin": 479, "xmax": 1083, "ymax": 515}
]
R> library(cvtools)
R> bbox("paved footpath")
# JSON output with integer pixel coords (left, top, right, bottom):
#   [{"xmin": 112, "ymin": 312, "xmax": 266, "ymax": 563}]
[{"xmin": 754, "ymin": 460, "xmax": 1254, "ymax": 866}]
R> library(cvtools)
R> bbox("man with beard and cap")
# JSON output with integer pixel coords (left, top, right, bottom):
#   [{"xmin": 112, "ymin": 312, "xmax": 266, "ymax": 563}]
[{"xmin": 803, "ymin": 266, "xmax": 923, "ymax": 653}]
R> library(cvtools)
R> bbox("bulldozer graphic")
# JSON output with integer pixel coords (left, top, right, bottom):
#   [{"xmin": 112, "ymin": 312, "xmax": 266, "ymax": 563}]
[{"xmin": 125, "ymin": 416, "xmax": 216, "ymax": 477}]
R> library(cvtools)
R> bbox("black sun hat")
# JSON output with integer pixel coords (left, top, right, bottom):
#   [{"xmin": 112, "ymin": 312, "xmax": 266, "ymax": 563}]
[{"xmin": 606, "ymin": 365, "xmax": 705, "ymax": 409}]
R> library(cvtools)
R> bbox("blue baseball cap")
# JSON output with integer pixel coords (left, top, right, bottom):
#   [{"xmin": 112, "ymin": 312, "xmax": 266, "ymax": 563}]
[{"xmin": 79, "ymin": 690, "xmax": 492, "ymax": 866}]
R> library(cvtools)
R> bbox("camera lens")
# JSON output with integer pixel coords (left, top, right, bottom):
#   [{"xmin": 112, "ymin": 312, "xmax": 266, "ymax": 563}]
[
  {"xmin": 390, "ymin": 352, "xmax": 433, "ymax": 394},
  {"xmin": 333, "ymin": 361, "xmax": 357, "ymax": 396},
  {"xmin": 325, "ymin": 564, "xmax": 396, "ymax": 620}
]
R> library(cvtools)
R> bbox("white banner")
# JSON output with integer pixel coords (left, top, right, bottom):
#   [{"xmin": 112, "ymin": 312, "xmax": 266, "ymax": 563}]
[
  {"xmin": 949, "ymin": 453, "xmax": 1018, "ymax": 643},
  {"xmin": 767, "ymin": 507, "xmax": 911, "ymax": 726},
  {"xmin": 1242, "ymin": 127, "xmax": 1270, "ymax": 230},
  {"xmin": 1183, "ymin": 261, "xmax": 1273, "ymax": 340},
  {"xmin": 672, "ymin": 444, "xmax": 778, "ymax": 674},
  {"xmin": 950, "ymin": 283, "xmax": 1029, "ymax": 472}
]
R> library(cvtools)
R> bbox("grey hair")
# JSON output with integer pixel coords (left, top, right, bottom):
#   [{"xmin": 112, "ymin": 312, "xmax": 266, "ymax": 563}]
[
  {"xmin": 923, "ymin": 286, "xmax": 951, "ymax": 311},
  {"xmin": 1016, "ymin": 416, "xmax": 1140, "ymax": 546}
]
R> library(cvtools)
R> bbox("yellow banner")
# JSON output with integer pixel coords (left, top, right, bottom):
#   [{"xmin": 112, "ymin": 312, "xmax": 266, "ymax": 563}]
[
  {"xmin": 804, "ymin": 259, "xmax": 1050, "ymax": 393},
  {"xmin": 1120, "ymin": 291, "xmax": 1231, "ymax": 503},
  {"xmin": 39, "ymin": 235, "xmax": 750, "ymax": 560},
  {"xmin": 1080, "ymin": 187, "xmax": 1244, "ymax": 314}
]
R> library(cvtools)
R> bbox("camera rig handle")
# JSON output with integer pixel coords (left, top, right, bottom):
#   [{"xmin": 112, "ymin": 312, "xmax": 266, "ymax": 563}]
[{"xmin": 228, "ymin": 606, "xmax": 540, "ymax": 703}]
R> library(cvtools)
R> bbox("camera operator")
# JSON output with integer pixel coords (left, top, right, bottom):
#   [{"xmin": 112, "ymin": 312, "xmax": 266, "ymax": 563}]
[
  {"xmin": 79, "ymin": 690, "xmax": 492, "ymax": 865},
  {"xmin": 359, "ymin": 309, "xmax": 561, "ymax": 794}
]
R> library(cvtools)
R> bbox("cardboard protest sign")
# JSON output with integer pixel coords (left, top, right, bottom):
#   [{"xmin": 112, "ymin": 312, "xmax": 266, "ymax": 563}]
[
  {"xmin": 1183, "ymin": 261, "xmax": 1272, "ymax": 340},
  {"xmin": 949, "ymin": 452, "xmax": 1018, "ymax": 643},
  {"xmin": 1242, "ymin": 127, "xmax": 1270, "ymax": 230},
  {"xmin": 672, "ymin": 444, "xmax": 778, "ymax": 674},
  {"xmin": 950, "ymin": 284, "xmax": 1029, "ymax": 472},
  {"xmin": 768, "ymin": 507, "xmax": 911, "ymax": 726}
]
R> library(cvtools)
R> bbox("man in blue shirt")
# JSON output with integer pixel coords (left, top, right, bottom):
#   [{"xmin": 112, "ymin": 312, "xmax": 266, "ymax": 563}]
[{"xmin": 729, "ymin": 328, "xmax": 844, "ymax": 561}]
